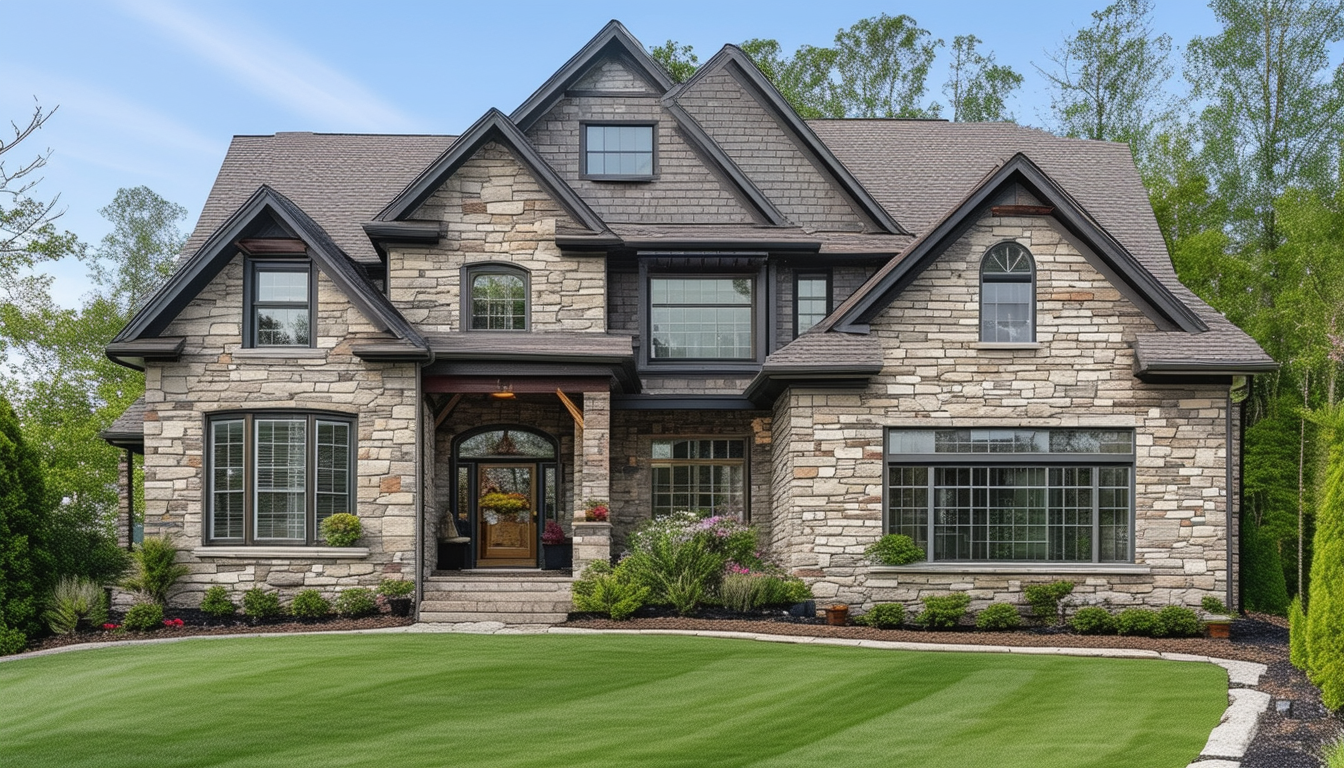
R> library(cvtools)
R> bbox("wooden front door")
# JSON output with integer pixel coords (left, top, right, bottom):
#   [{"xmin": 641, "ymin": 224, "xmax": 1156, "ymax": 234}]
[{"xmin": 476, "ymin": 464, "xmax": 537, "ymax": 566}]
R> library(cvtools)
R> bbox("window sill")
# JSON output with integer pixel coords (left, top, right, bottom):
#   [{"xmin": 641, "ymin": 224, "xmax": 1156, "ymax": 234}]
[
  {"xmin": 193, "ymin": 546, "xmax": 370, "ymax": 559},
  {"xmin": 868, "ymin": 562, "xmax": 1150, "ymax": 576},
  {"xmin": 231, "ymin": 347, "xmax": 326, "ymax": 360},
  {"xmin": 970, "ymin": 342, "xmax": 1043, "ymax": 351}
]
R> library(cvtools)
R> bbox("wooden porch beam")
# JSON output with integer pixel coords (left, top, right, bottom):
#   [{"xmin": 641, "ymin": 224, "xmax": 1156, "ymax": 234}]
[
  {"xmin": 555, "ymin": 389, "xmax": 584, "ymax": 430},
  {"xmin": 433, "ymin": 393, "xmax": 463, "ymax": 428}
]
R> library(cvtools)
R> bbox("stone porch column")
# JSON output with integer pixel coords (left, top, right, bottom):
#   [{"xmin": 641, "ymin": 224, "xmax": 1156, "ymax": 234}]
[{"xmin": 572, "ymin": 390, "xmax": 611, "ymax": 575}]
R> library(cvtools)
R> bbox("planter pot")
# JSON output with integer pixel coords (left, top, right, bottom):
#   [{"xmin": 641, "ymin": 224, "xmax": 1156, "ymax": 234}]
[
  {"xmin": 788, "ymin": 600, "xmax": 817, "ymax": 618},
  {"xmin": 1205, "ymin": 620, "xmax": 1232, "ymax": 639},
  {"xmin": 824, "ymin": 604, "xmax": 849, "ymax": 626},
  {"xmin": 387, "ymin": 597, "xmax": 413, "ymax": 618},
  {"xmin": 542, "ymin": 541, "xmax": 573, "ymax": 570}
]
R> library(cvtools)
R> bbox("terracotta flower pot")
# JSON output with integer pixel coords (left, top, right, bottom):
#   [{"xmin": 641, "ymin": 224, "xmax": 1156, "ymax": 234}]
[
  {"xmin": 1205, "ymin": 620, "xmax": 1232, "ymax": 639},
  {"xmin": 825, "ymin": 604, "xmax": 849, "ymax": 626}
]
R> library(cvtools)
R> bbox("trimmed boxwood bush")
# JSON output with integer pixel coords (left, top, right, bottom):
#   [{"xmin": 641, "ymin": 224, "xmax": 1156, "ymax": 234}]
[
  {"xmin": 1024, "ymin": 581, "xmax": 1074, "ymax": 625},
  {"xmin": 334, "ymin": 587, "xmax": 377, "ymax": 618},
  {"xmin": 1070, "ymin": 606, "xmax": 1117, "ymax": 635},
  {"xmin": 241, "ymin": 588, "xmax": 283, "ymax": 620},
  {"xmin": 864, "ymin": 534, "xmax": 925, "ymax": 566},
  {"xmin": 0, "ymin": 627, "xmax": 25, "ymax": 656},
  {"xmin": 320, "ymin": 513, "xmax": 362, "ymax": 547},
  {"xmin": 915, "ymin": 593, "xmax": 970, "ymax": 630},
  {"xmin": 200, "ymin": 585, "xmax": 237, "ymax": 618},
  {"xmin": 975, "ymin": 603, "xmax": 1022, "ymax": 631},
  {"xmin": 1116, "ymin": 608, "xmax": 1162, "ymax": 637},
  {"xmin": 1157, "ymin": 605, "xmax": 1203, "ymax": 638},
  {"xmin": 378, "ymin": 579, "xmax": 415, "ymax": 598},
  {"xmin": 573, "ymin": 561, "xmax": 649, "ymax": 621},
  {"xmin": 1201, "ymin": 596, "xmax": 1229, "ymax": 615},
  {"xmin": 290, "ymin": 589, "xmax": 331, "ymax": 619},
  {"xmin": 122, "ymin": 602, "xmax": 164, "ymax": 632},
  {"xmin": 860, "ymin": 603, "xmax": 906, "ymax": 629}
]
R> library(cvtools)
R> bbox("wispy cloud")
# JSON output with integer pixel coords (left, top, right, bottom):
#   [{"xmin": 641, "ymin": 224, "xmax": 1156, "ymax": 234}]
[{"xmin": 116, "ymin": 0, "xmax": 418, "ymax": 132}]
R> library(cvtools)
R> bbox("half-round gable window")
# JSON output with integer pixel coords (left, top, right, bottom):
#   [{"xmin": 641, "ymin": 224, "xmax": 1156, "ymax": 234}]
[
  {"xmin": 979, "ymin": 242, "xmax": 1034, "ymax": 343},
  {"xmin": 466, "ymin": 264, "xmax": 529, "ymax": 331}
]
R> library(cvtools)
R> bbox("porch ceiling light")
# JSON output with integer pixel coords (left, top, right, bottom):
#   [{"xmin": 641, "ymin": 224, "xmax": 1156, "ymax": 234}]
[{"xmin": 490, "ymin": 381, "xmax": 515, "ymax": 400}]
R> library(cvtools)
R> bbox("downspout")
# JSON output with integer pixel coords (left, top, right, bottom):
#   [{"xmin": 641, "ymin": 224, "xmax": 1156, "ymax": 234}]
[
  {"xmin": 125, "ymin": 447, "xmax": 135, "ymax": 550},
  {"xmin": 1226, "ymin": 387, "xmax": 1235, "ymax": 612}
]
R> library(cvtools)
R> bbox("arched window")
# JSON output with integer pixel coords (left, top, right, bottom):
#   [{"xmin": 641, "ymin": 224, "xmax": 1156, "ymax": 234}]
[
  {"xmin": 465, "ymin": 265, "xmax": 528, "ymax": 330},
  {"xmin": 979, "ymin": 242, "xmax": 1034, "ymax": 343}
]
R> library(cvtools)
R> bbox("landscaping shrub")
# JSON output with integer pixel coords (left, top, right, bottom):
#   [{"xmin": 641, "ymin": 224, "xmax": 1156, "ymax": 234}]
[
  {"xmin": 1241, "ymin": 517, "xmax": 1290, "ymax": 615},
  {"xmin": 572, "ymin": 561, "xmax": 649, "ymax": 620},
  {"xmin": 1201, "ymin": 596, "xmax": 1229, "ymax": 615},
  {"xmin": 864, "ymin": 534, "xmax": 925, "ymax": 566},
  {"xmin": 1070, "ymin": 606, "xmax": 1118, "ymax": 635},
  {"xmin": 860, "ymin": 603, "xmax": 906, "ymax": 629},
  {"xmin": 200, "ymin": 585, "xmax": 237, "ymax": 618},
  {"xmin": 975, "ymin": 602, "xmax": 1022, "ymax": 631},
  {"xmin": 718, "ymin": 569, "xmax": 806, "ymax": 611},
  {"xmin": 0, "ymin": 394, "xmax": 54, "ymax": 639},
  {"xmin": 782, "ymin": 578, "xmax": 814, "ymax": 605},
  {"xmin": 1325, "ymin": 731, "xmax": 1344, "ymax": 768},
  {"xmin": 621, "ymin": 512, "xmax": 756, "ymax": 615},
  {"xmin": 719, "ymin": 572, "xmax": 760, "ymax": 612},
  {"xmin": 378, "ymin": 579, "xmax": 415, "ymax": 598},
  {"xmin": 1157, "ymin": 605, "xmax": 1203, "ymax": 638},
  {"xmin": 914, "ymin": 593, "xmax": 970, "ymax": 630},
  {"xmin": 0, "ymin": 626, "xmax": 24, "ymax": 655},
  {"xmin": 290, "ymin": 590, "xmax": 331, "ymax": 619},
  {"xmin": 120, "ymin": 535, "xmax": 190, "ymax": 606},
  {"xmin": 122, "ymin": 602, "xmax": 164, "ymax": 632},
  {"xmin": 1024, "ymin": 581, "xmax": 1075, "ymax": 625},
  {"xmin": 241, "ymin": 587, "xmax": 283, "ymax": 620},
  {"xmin": 1116, "ymin": 608, "xmax": 1162, "ymax": 637},
  {"xmin": 1308, "ymin": 405, "xmax": 1344, "ymax": 710},
  {"xmin": 320, "ymin": 513, "xmax": 362, "ymax": 547},
  {"xmin": 334, "ymin": 587, "xmax": 377, "ymax": 618},
  {"xmin": 43, "ymin": 576, "xmax": 107, "ymax": 634},
  {"xmin": 1289, "ymin": 595, "xmax": 1308, "ymax": 671}
]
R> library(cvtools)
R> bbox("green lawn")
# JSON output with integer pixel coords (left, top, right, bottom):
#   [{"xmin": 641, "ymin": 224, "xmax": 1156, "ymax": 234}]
[{"xmin": 0, "ymin": 634, "xmax": 1225, "ymax": 768}]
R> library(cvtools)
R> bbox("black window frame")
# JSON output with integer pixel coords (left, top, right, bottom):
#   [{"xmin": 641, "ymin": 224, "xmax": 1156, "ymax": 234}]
[
  {"xmin": 642, "ymin": 269, "xmax": 764, "ymax": 368},
  {"xmin": 580, "ymin": 120, "xmax": 658, "ymax": 181},
  {"xmin": 793, "ymin": 269, "xmax": 832, "ymax": 338},
  {"xmin": 461, "ymin": 262, "xmax": 530, "ymax": 332},
  {"xmin": 650, "ymin": 437, "xmax": 750, "ymax": 522},
  {"xmin": 978, "ymin": 241, "xmax": 1036, "ymax": 344},
  {"xmin": 203, "ymin": 410, "xmax": 357, "ymax": 547},
  {"xmin": 243, "ymin": 258, "xmax": 317, "ymax": 349}
]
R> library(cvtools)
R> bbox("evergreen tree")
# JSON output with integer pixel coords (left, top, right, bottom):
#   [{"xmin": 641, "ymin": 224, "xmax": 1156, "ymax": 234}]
[
  {"xmin": 0, "ymin": 393, "xmax": 51, "ymax": 639},
  {"xmin": 1241, "ymin": 515, "xmax": 1291, "ymax": 615},
  {"xmin": 1306, "ymin": 404, "xmax": 1344, "ymax": 709}
]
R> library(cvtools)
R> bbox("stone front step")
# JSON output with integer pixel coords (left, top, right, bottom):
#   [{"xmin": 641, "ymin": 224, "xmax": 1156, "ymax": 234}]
[
  {"xmin": 420, "ymin": 573, "xmax": 573, "ymax": 626},
  {"xmin": 418, "ymin": 611, "xmax": 570, "ymax": 625}
]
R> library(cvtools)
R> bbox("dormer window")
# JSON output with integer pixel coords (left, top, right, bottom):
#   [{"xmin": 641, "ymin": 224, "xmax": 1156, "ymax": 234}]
[
  {"xmin": 465, "ymin": 264, "xmax": 529, "ymax": 331},
  {"xmin": 582, "ymin": 122, "xmax": 656, "ymax": 180},
  {"xmin": 247, "ymin": 261, "xmax": 313, "ymax": 347}
]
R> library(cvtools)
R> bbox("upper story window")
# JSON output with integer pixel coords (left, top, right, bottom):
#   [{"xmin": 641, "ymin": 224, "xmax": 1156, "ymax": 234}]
[
  {"xmin": 583, "ymin": 123, "xmax": 655, "ymax": 179},
  {"xmin": 794, "ymin": 271, "xmax": 831, "ymax": 337},
  {"xmin": 979, "ymin": 242, "xmax": 1034, "ymax": 343},
  {"xmin": 466, "ymin": 264, "xmax": 528, "ymax": 331},
  {"xmin": 248, "ymin": 261, "xmax": 313, "ymax": 347},
  {"xmin": 650, "ymin": 277, "xmax": 754, "ymax": 360}
]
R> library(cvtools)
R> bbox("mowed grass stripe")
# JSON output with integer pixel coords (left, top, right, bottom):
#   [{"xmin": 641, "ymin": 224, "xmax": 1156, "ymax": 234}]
[{"xmin": 0, "ymin": 634, "xmax": 1226, "ymax": 768}]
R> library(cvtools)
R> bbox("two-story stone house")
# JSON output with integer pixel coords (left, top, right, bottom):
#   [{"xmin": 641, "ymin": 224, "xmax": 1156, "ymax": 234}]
[{"xmin": 101, "ymin": 21, "xmax": 1274, "ymax": 624}]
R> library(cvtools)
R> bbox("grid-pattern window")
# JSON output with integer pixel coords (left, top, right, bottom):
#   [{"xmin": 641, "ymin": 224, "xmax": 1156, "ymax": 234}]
[
  {"xmin": 650, "ymin": 277, "xmax": 753, "ymax": 360},
  {"xmin": 794, "ymin": 272, "xmax": 830, "ymax": 337},
  {"xmin": 255, "ymin": 419, "xmax": 307, "ymax": 540},
  {"xmin": 251, "ymin": 266, "xmax": 311, "ymax": 346},
  {"xmin": 469, "ymin": 269, "xmax": 527, "ymax": 330},
  {"xmin": 886, "ymin": 428, "xmax": 1134, "ymax": 563},
  {"xmin": 980, "ymin": 242, "xmax": 1034, "ymax": 343},
  {"xmin": 584, "ymin": 124, "xmax": 654, "ymax": 177},
  {"xmin": 651, "ymin": 439, "xmax": 747, "ymax": 520},
  {"xmin": 315, "ymin": 421, "xmax": 351, "ymax": 524},
  {"xmin": 210, "ymin": 420, "xmax": 245, "ymax": 539}
]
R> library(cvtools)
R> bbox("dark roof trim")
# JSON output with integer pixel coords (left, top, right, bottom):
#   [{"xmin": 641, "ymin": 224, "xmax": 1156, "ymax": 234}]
[
  {"xmin": 743, "ymin": 368, "xmax": 878, "ymax": 405},
  {"xmin": 825, "ymin": 153, "xmax": 1209, "ymax": 334},
  {"xmin": 350, "ymin": 343, "xmax": 435, "ymax": 363},
  {"xmin": 663, "ymin": 103, "xmax": 788, "ymax": 226},
  {"xmin": 674, "ymin": 46, "xmax": 910, "ymax": 237},
  {"xmin": 111, "ymin": 186, "xmax": 427, "ymax": 352},
  {"xmin": 1135, "ymin": 360, "xmax": 1280, "ymax": 376},
  {"xmin": 105, "ymin": 337, "xmax": 185, "ymax": 372},
  {"xmin": 376, "ymin": 109, "xmax": 609, "ymax": 235},
  {"xmin": 99, "ymin": 430, "xmax": 144, "ymax": 453},
  {"xmin": 509, "ymin": 20, "xmax": 674, "ymax": 132},
  {"xmin": 553, "ymin": 235, "xmax": 823, "ymax": 253},
  {"xmin": 361, "ymin": 221, "xmax": 441, "ymax": 245}
]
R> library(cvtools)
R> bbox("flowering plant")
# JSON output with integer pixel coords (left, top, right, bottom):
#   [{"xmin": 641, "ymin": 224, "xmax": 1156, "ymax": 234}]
[
  {"xmin": 479, "ymin": 492, "xmax": 530, "ymax": 514},
  {"xmin": 584, "ymin": 499, "xmax": 609, "ymax": 522},
  {"xmin": 102, "ymin": 623, "xmax": 119, "ymax": 631},
  {"xmin": 542, "ymin": 520, "xmax": 569, "ymax": 545},
  {"xmin": 162, "ymin": 618, "xmax": 184, "ymax": 628}
]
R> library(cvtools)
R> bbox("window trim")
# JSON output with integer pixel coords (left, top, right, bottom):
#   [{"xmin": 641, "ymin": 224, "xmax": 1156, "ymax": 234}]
[
  {"xmin": 243, "ymin": 258, "xmax": 317, "ymax": 349},
  {"xmin": 978, "ymin": 241, "xmax": 1036, "ymax": 344},
  {"xmin": 883, "ymin": 427, "xmax": 1136, "ymax": 564},
  {"xmin": 461, "ymin": 262, "xmax": 531, "ymax": 332},
  {"xmin": 579, "ymin": 120, "xmax": 659, "ymax": 181},
  {"xmin": 649, "ymin": 436, "xmax": 751, "ymax": 522},
  {"xmin": 793, "ymin": 269, "xmax": 832, "ymax": 338},
  {"xmin": 639, "ymin": 264, "xmax": 767, "ymax": 371},
  {"xmin": 202, "ymin": 409, "xmax": 357, "ymax": 547}
]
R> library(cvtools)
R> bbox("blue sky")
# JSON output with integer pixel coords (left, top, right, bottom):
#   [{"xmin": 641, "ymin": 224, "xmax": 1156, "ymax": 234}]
[{"xmin": 2, "ymin": 0, "xmax": 1222, "ymax": 307}]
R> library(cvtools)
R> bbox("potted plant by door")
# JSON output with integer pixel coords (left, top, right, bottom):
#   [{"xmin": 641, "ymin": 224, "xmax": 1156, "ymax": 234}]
[
  {"xmin": 378, "ymin": 578, "xmax": 415, "ymax": 617},
  {"xmin": 541, "ymin": 520, "xmax": 573, "ymax": 570}
]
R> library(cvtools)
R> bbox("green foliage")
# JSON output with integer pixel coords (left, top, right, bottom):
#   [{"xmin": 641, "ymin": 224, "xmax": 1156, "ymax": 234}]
[
  {"xmin": 0, "ymin": 393, "xmax": 52, "ymax": 638},
  {"xmin": 864, "ymin": 534, "xmax": 925, "ymax": 566},
  {"xmin": 1242, "ymin": 516, "xmax": 1291, "ymax": 615},
  {"xmin": 943, "ymin": 34, "xmax": 1023, "ymax": 122},
  {"xmin": 121, "ymin": 601, "xmax": 163, "ymax": 632},
  {"xmin": 1071, "ymin": 606, "xmax": 1119, "ymax": 635},
  {"xmin": 378, "ymin": 579, "xmax": 415, "ymax": 598},
  {"xmin": 1201, "ymin": 596, "xmax": 1229, "ymax": 615},
  {"xmin": 1289, "ymin": 595, "xmax": 1308, "ymax": 670},
  {"xmin": 915, "ymin": 593, "xmax": 971, "ymax": 630},
  {"xmin": 1157, "ymin": 606, "xmax": 1203, "ymax": 638},
  {"xmin": 782, "ymin": 578, "xmax": 814, "ymax": 604},
  {"xmin": 572, "ymin": 561, "xmax": 649, "ymax": 621},
  {"xmin": 720, "ymin": 572, "xmax": 812, "ymax": 612},
  {"xmin": 0, "ymin": 626, "xmax": 24, "ymax": 655},
  {"xmin": 320, "ymin": 514, "xmax": 362, "ymax": 547},
  {"xmin": 975, "ymin": 603, "xmax": 1022, "ymax": 631},
  {"xmin": 621, "ymin": 512, "xmax": 758, "ymax": 615},
  {"xmin": 740, "ymin": 38, "xmax": 841, "ymax": 118},
  {"xmin": 241, "ymin": 588, "xmax": 283, "ymax": 620},
  {"xmin": 120, "ymin": 535, "xmax": 190, "ymax": 606},
  {"xmin": 1024, "ymin": 581, "xmax": 1075, "ymax": 625},
  {"xmin": 832, "ymin": 13, "xmax": 943, "ymax": 118},
  {"xmin": 199, "ymin": 586, "xmax": 236, "ymax": 619},
  {"xmin": 1307, "ymin": 405, "xmax": 1344, "ymax": 709},
  {"xmin": 290, "ymin": 590, "xmax": 331, "ymax": 620},
  {"xmin": 43, "ymin": 576, "xmax": 107, "ymax": 634},
  {"xmin": 334, "ymin": 588, "xmax": 377, "ymax": 618},
  {"xmin": 1116, "ymin": 608, "xmax": 1162, "ymax": 637},
  {"xmin": 648, "ymin": 40, "xmax": 698, "ymax": 83},
  {"xmin": 1324, "ymin": 731, "xmax": 1344, "ymax": 768},
  {"xmin": 859, "ymin": 603, "xmax": 906, "ymax": 629}
]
